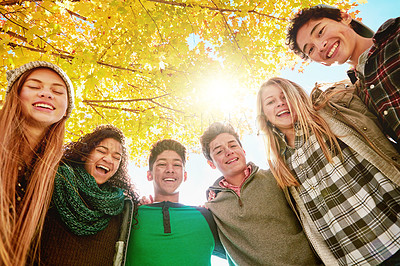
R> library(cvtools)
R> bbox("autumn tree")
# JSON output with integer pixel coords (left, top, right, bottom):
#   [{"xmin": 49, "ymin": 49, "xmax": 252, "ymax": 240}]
[{"xmin": 0, "ymin": 0, "xmax": 356, "ymax": 163}]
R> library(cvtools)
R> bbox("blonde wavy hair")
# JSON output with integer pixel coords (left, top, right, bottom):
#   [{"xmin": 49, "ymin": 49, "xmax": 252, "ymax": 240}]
[
  {"xmin": 256, "ymin": 77, "xmax": 340, "ymax": 188},
  {"xmin": 0, "ymin": 69, "xmax": 68, "ymax": 265}
]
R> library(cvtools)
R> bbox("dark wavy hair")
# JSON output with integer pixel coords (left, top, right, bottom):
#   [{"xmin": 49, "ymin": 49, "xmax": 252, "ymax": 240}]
[
  {"xmin": 62, "ymin": 125, "xmax": 137, "ymax": 201},
  {"xmin": 286, "ymin": 5, "xmax": 342, "ymax": 60},
  {"xmin": 148, "ymin": 139, "xmax": 186, "ymax": 171}
]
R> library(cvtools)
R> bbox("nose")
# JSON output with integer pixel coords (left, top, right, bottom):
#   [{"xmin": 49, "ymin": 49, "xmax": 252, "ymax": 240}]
[
  {"xmin": 317, "ymin": 40, "xmax": 328, "ymax": 52},
  {"xmin": 166, "ymin": 164, "xmax": 175, "ymax": 173},
  {"xmin": 225, "ymin": 147, "xmax": 234, "ymax": 156},
  {"xmin": 38, "ymin": 88, "xmax": 54, "ymax": 99},
  {"xmin": 102, "ymin": 154, "xmax": 113, "ymax": 163},
  {"xmin": 276, "ymin": 99, "xmax": 286, "ymax": 107}
]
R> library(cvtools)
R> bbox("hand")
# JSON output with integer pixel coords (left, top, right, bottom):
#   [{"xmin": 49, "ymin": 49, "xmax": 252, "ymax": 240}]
[{"xmin": 139, "ymin": 195, "xmax": 154, "ymax": 205}]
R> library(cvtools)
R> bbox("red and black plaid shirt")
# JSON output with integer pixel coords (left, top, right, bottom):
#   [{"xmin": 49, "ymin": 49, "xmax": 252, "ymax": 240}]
[{"xmin": 356, "ymin": 17, "xmax": 400, "ymax": 145}]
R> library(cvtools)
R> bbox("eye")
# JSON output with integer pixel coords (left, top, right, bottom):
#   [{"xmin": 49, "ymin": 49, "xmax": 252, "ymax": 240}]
[
  {"xmin": 318, "ymin": 27, "xmax": 324, "ymax": 37},
  {"xmin": 157, "ymin": 163, "xmax": 166, "ymax": 167},
  {"xmin": 265, "ymin": 100, "xmax": 274, "ymax": 106},
  {"xmin": 216, "ymin": 150, "xmax": 222, "ymax": 155},
  {"xmin": 174, "ymin": 164, "xmax": 182, "ymax": 167},
  {"xmin": 52, "ymin": 89, "xmax": 65, "ymax": 95},
  {"xmin": 96, "ymin": 148, "xmax": 106, "ymax": 154},
  {"xmin": 308, "ymin": 46, "xmax": 314, "ymax": 55},
  {"xmin": 113, "ymin": 155, "xmax": 121, "ymax": 161},
  {"xmin": 28, "ymin": 86, "xmax": 40, "ymax": 90}
]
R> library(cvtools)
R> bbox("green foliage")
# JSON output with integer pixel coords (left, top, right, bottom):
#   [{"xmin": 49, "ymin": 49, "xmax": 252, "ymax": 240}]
[{"xmin": 0, "ymin": 0, "xmax": 356, "ymax": 165}]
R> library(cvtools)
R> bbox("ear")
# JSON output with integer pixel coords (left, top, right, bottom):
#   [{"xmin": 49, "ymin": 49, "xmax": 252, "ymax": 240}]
[
  {"xmin": 147, "ymin": 170, "xmax": 153, "ymax": 181},
  {"xmin": 207, "ymin": 160, "xmax": 216, "ymax": 169},
  {"xmin": 243, "ymin": 149, "xmax": 246, "ymax": 156},
  {"xmin": 81, "ymin": 156, "xmax": 86, "ymax": 162},
  {"xmin": 340, "ymin": 12, "xmax": 352, "ymax": 25},
  {"xmin": 183, "ymin": 171, "xmax": 187, "ymax": 182}
]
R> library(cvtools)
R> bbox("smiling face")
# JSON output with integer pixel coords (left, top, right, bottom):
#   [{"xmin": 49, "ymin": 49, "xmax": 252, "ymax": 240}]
[
  {"xmin": 147, "ymin": 150, "xmax": 187, "ymax": 202},
  {"xmin": 19, "ymin": 68, "xmax": 68, "ymax": 128},
  {"xmin": 208, "ymin": 133, "xmax": 247, "ymax": 182},
  {"xmin": 296, "ymin": 14, "xmax": 358, "ymax": 66},
  {"xmin": 83, "ymin": 138, "xmax": 122, "ymax": 185},
  {"xmin": 261, "ymin": 84, "xmax": 297, "ymax": 133}
]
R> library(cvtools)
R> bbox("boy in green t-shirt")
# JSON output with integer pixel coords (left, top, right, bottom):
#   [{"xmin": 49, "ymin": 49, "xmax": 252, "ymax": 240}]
[{"xmin": 125, "ymin": 139, "xmax": 225, "ymax": 266}]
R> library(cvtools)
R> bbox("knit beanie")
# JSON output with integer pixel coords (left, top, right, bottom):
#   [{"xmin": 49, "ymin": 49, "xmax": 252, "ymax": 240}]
[{"xmin": 6, "ymin": 61, "xmax": 75, "ymax": 118}]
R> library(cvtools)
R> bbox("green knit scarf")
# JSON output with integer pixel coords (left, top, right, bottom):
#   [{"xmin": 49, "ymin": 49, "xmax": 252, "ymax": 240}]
[{"xmin": 53, "ymin": 164, "xmax": 125, "ymax": 236}]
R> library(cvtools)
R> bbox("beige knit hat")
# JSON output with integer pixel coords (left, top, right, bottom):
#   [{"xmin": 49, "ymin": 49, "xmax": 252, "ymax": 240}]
[{"xmin": 6, "ymin": 61, "xmax": 75, "ymax": 118}]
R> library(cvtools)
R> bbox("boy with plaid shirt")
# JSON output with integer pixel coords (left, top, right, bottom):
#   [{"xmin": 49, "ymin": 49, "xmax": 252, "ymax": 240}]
[{"xmin": 286, "ymin": 5, "xmax": 400, "ymax": 150}]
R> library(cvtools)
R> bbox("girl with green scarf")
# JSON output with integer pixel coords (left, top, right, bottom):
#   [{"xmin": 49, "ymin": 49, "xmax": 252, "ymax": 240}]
[{"xmin": 39, "ymin": 125, "xmax": 138, "ymax": 266}]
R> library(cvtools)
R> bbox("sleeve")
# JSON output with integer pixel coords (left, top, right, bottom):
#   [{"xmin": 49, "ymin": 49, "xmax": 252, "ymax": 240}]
[{"xmin": 194, "ymin": 207, "xmax": 227, "ymax": 260}]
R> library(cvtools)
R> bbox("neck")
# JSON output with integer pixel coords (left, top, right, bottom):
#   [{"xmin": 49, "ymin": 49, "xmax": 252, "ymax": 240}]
[
  {"xmin": 281, "ymin": 128, "xmax": 295, "ymax": 148},
  {"xmin": 153, "ymin": 193, "xmax": 179, "ymax": 203},
  {"xmin": 349, "ymin": 36, "xmax": 373, "ymax": 67},
  {"xmin": 224, "ymin": 171, "xmax": 246, "ymax": 186}
]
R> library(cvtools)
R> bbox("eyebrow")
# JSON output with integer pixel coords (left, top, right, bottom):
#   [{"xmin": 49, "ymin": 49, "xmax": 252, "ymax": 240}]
[
  {"xmin": 26, "ymin": 78, "xmax": 66, "ymax": 88},
  {"xmin": 156, "ymin": 158, "xmax": 183, "ymax": 163},
  {"xmin": 98, "ymin": 145, "xmax": 122, "ymax": 156},
  {"xmin": 302, "ymin": 22, "xmax": 321, "ymax": 53},
  {"xmin": 211, "ymin": 140, "xmax": 237, "ymax": 152}
]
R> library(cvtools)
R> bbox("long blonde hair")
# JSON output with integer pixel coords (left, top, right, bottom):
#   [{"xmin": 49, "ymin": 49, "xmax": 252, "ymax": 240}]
[
  {"xmin": 0, "ymin": 69, "xmax": 67, "ymax": 265},
  {"xmin": 256, "ymin": 77, "xmax": 340, "ymax": 188}
]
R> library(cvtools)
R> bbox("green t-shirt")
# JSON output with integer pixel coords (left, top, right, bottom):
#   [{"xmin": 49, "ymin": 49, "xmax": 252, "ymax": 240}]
[{"xmin": 126, "ymin": 201, "xmax": 222, "ymax": 266}]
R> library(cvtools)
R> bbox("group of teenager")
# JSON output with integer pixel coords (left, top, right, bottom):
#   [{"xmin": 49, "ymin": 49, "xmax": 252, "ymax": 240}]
[{"xmin": 0, "ymin": 4, "xmax": 399, "ymax": 266}]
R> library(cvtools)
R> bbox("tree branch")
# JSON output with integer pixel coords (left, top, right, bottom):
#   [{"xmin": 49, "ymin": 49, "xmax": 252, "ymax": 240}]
[
  {"xmin": 85, "ymin": 102, "xmax": 156, "ymax": 113},
  {"xmin": 1, "ymin": 0, "xmax": 287, "ymax": 21},
  {"xmin": 6, "ymin": 39, "xmax": 141, "ymax": 72},
  {"xmin": 210, "ymin": 0, "xmax": 252, "ymax": 68},
  {"xmin": 83, "ymin": 94, "xmax": 170, "ymax": 103},
  {"xmin": 147, "ymin": 0, "xmax": 287, "ymax": 21},
  {"xmin": 83, "ymin": 93, "xmax": 184, "ymax": 113}
]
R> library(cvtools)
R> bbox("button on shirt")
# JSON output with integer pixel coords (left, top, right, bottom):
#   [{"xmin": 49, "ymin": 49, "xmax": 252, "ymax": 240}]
[
  {"xmin": 356, "ymin": 17, "xmax": 400, "ymax": 145},
  {"xmin": 277, "ymin": 126, "xmax": 400, "ymax": 265}
]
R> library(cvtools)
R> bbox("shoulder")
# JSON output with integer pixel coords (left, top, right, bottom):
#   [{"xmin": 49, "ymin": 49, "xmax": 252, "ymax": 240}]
[
  {"xmin": 249, "ymin": 162, "xmax": 273, "ymax": 177},
  {"xmin": 311, "ymin": 81, "xmax": 353, "ymax": 106},
  {"xmin": 376, "ymin": 17, "xmax": 400, "ymax": 35}
]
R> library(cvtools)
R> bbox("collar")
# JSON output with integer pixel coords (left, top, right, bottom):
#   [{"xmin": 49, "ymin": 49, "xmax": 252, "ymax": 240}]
[
  {"xmin": 218, "ymin": 164, "xmax": 252, "ymax": 197},
  {"xmin": 373, "ymin": 18, "xmax": 399, "ymax": 45}
]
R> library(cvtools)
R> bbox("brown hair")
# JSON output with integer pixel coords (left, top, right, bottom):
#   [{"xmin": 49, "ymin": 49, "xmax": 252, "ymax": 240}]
[
  {"xmin": 148, "ymin": 139, "xmax": 186, "ymax": 171},
  {"xmin": 200, "ymin": 122, "xmax": 242, "ymax": 161},
  {"xmin": 0, "ymin": 69, "xmax": 68, "ymax": 265}
]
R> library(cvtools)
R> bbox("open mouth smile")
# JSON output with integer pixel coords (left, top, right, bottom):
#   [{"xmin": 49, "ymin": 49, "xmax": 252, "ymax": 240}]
[
  {"xmin": 327, "ymin": 42, "xmax": 339, "ymax": 58},
  {"xmin": 96, "ymin": 165, "xmax": 110, "ymax": 174},
  {"xmin": 226, "ymin": 158, "xmax": 238, "ymax": 164},
  {"xmin": 163, "ymin": 178, "xmax": 177, "ymax": 182},
  {"xmin": 33, "ymin": 102, "xmax": 55, "ymax": 110},
  {"xmin": 277, "ymin": 110, "xmax": 290, "ymax": 117}
]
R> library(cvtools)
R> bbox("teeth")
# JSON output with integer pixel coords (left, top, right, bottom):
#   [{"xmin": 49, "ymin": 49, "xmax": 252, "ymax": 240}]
[
  {"xmin": 97, "ymin": 165, "xmax": 110, "ymax": 173},
  {"xmin": 277, "ymin": 110, "xmax": 289, "ymax": 116},
  {"xmin": 327, "ymin": 43, "xmax": 338, "ymax": 58},
  {"xmin": 226, "ymin": 158, "xmax": 238, "ymax": 164},
  {"xmin": 34, "ymin": 103, "xmax": 54, "ymax": 110},
  {"xmin": 164, "ymin": 178, "xmax": 176, "ymax": 181}
]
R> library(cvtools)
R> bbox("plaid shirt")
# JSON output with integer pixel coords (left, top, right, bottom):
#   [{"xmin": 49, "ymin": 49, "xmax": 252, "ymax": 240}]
[
  {"xmin": 355, "ymin": 17, "xmax": 400, "ymax": 144},
  {"xmin": 278, "ymin": 126, "xmax": 400, "ymax": 265},
  {"xmin": 207, "ymin": 165, "xmax": 252, "ymax": 201}
]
